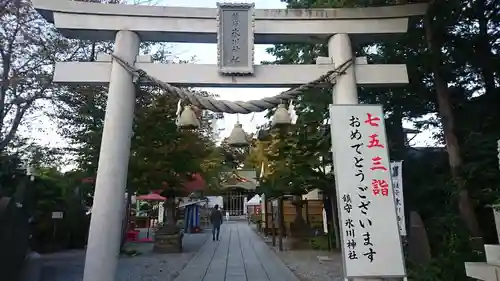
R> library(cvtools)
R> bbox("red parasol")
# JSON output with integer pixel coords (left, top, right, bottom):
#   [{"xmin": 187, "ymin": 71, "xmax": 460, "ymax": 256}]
[{"xmin": 136, "ymin": 193, "xmax": 166, "ymax": 201}]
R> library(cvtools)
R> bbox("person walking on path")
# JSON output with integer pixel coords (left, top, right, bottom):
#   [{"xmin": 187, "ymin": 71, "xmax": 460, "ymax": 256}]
[{"xmin": 210, "ymin": 204, "xmax": 223, "ymax": 241}]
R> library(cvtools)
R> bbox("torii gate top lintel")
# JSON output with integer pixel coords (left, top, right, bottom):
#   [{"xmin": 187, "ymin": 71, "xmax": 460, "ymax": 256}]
[
  {"xmin": 34, "ymin": 0, "xmax": 427, "ymax": 21},
  {"xmin": 33, "ymin": 0, "xmax": 427, "ymax": 43},
  {"xmin": 33, "ymin": 0, "xmax": 427, "ymax": 88}
]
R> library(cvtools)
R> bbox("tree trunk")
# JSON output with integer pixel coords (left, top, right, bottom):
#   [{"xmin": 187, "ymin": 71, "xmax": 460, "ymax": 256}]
[
  {"xmin": 388, "ymin": 107, "xmax": 407, "ymax": 160},
  {"xmin": 153, "ymin": 195, "xmax": 182, "ymax": 253},
  {"xmin": 290, "ymin": 195, "xmax": 308, "ymax": 248},
  {"xmin": 424, "ymin": 11, "xmax": 483, "ymax": 247},
  {"xmin": 329, "ymin": 191, "xmax": 340, "ymax": 250},
  {"xmin": 292, "ymin": 195, "xmax": 305, "ymax": 224},
  {"xmin": 156, "ymin": 196, "xmax": 180, "ymax": 235},
  {"xmin": 166, "ymin": 196, "xmax": 176, "ymax": 225}
]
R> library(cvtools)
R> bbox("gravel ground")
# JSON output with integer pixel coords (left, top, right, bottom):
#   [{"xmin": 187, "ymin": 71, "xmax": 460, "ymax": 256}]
[
  {"xmin": 259, "ymin": 234, "xmax": 403, "ymax": 281},
  {"xmin": 273, "ymin": 249, "xmax": 343, "ymax": 281},
  {"xmin": 253, "ymin": 226, "xmax": 343, "ymax": 281},
  {"xmin": 39, "ymin": 232, "xmax": 210, "ymax": 281}
]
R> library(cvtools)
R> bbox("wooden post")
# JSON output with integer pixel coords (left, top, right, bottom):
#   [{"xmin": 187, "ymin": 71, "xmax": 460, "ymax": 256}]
[
  {"xmin": 278, "ymin": 196, "xmax": 284, "ymax": 251},
  {"xmin": 270, "ymin": 201, "xmax": 276, "ymax": 247},
  {"xmin": 264, "ymin": 195, "xmax": 269, "ymax": 235},
  {"xmin": 321, "ymin": 192, "xmax": 332, "ymax": 251},
  {"xmin": 326, "ymin": 221, "xmax": 332, "ymax": 251},
  {"xmin": 329, "ymin": 191, "xmax": 340, "ymax": 249},
  {"xmin": 305, "ymin": 200, "xmax": 310, "ymax": 225}
]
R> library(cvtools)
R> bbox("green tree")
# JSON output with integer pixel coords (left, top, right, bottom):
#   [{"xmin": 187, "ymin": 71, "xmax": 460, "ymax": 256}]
[
  {"xmin": 265, "ymin": 0, "xmax": 500, "ymax": 279},
  {"xmin": 129, "ymin": 94, "xmax": 214, "ymax": 194}
]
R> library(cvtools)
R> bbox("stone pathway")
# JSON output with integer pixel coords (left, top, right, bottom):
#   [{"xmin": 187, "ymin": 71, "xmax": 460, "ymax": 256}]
[
  {"xmin": 174, "ymin": 221, "xmax": 301, "ymax": 281},
  {"xmin": 40, "ymin": 232, "xmax": 209, "ymax": 281}
]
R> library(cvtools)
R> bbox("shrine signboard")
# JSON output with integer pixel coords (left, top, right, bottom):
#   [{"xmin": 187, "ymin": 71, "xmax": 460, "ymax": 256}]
[
  {"xmin": 216, "ymin": 2, "xmax": 255, "ymax": 75},
  {"xmin": 329, "ymin": 104, "xmax": 405, "ymax": 278}
]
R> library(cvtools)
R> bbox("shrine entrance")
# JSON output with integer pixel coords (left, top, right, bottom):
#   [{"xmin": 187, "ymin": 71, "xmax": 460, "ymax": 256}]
[
  {"xmin": 32, "ymin": 1, "xmax": 425, "ymax": 281},
  {"xmin": 221, "ymin": 188, "xmax": 255, "ymax": 217},
  {"xmin": 219, "ymin": 170, "xmax": 258, "ymax": 218},
  {"xmin": 223, "ymin": 190, "xmax": 246, "ymax": 216}
]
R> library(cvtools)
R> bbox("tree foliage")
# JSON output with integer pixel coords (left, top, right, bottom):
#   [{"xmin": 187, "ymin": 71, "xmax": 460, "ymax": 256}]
[
  {"xmin": 263, "ymin": 0, "xmax": 500, "ymax": 279},
  {"xmin": 258, "ymin": 125, "xmax": 329, "ymax": 196},
  {"xmin": 55, "ymin": 84, "xmax": 221, "ymax": 195},
  {"xmin": 129, "ymin": 93, "xmax": 216, "ymax": 195},
  {"xmin": 0, "ymin": 0, "xmax": 91, "ymax": 151}
]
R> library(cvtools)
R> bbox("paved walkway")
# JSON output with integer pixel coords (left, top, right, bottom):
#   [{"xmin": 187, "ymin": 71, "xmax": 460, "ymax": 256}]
[
  {"xmin": 174, "ymin": 221, "xmax": 300, "ymax": 281},
  {"xmin": 40, "ymin": 233, "xmax": 209, "ymax": 281}
]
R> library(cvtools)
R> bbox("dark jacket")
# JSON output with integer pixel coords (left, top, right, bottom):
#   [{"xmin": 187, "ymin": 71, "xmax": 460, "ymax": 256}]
[{"xmin": 210, "ymin": 209, "xmax": 223, "ymax": 226}]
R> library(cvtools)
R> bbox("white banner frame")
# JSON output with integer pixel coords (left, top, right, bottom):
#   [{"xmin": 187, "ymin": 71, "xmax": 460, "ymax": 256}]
[{"xmin": 330, "ymin": 104, "xmax": 406, "ymax": 278}]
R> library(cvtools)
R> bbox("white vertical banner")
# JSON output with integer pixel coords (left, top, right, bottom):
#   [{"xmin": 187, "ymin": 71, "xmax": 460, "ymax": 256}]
[
  {"xmin": 322, "ymin": 208, "xmax": 328, "ymax": 233},
  {"xmin": 330, "ymin": 104, "xmax": 405, "ymax": 278},
  {"xmin": 158, "ymin": 202, "xmax": 164, "ymax": 223},
  {"xmin": 390, "ymin": 161, "xmax": 406, "ymax": 236}
]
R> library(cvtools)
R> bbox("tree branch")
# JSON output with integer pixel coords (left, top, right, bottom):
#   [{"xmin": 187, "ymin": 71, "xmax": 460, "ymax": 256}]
[{"xmin": 0, "ymin": 101, "xmax": 30, "ymax": 150}]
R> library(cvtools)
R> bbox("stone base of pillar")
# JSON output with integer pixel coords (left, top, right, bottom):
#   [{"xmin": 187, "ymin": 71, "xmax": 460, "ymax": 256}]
[
  {"xmin": 153, "ymin": 227, "xmax": 183, "ymax": 253},
  {"xmin": 465, "ymin": 244, "xmax": 500, "ymax": 280},
  {"xmin": 465, "ymin": 207, "xmax": 500, "ymax": 280},
  {"xmin": 20, "ymin": 251, "xmax": 41, "ymax": 281}
]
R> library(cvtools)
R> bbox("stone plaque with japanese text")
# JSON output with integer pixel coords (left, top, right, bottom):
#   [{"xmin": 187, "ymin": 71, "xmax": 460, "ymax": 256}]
[
  {"xmin": 329, "ymin": 104, "xmax": 406, "ymax": 278},
  {"xmin": 217, "ymin": 3, "xmax": 254, "ymax": 75}
]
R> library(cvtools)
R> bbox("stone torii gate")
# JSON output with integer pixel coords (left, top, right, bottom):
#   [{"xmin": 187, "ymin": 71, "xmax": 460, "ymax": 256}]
[{"xmin": 33, "ymin": 1, "xmax": 426, "ymax": 281}]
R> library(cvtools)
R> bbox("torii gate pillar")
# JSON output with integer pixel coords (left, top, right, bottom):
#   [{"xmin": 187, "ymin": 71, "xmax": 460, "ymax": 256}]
[
  {"xmin": 83, "ymin": 30, "xmax": 140, "ymax": 281},
  {"xmin": 329, "ymin": 33, "xmax": 383, "ymax": 281},
  {"xmin": 329, "ymin": 33, "xmax": 358, "ymax": 105}
]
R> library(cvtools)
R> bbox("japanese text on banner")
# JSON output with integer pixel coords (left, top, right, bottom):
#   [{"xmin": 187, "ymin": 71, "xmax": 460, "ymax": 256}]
[
  {"xmin": 390, "ymin": 161, "xmax": 406, "ymax": 236},
  {"xmin": 331, "ymin": 104, "xmax": 405, "ymax": 278},
  {"xmin": 343, "ymin": 115, "xmax": 376, "ymax": 263}
]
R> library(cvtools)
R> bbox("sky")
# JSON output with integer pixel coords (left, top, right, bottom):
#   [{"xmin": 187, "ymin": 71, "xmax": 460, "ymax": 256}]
[{"xmin": 25, "ymin": 0, "xmax": 438, "ymax": 160}]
